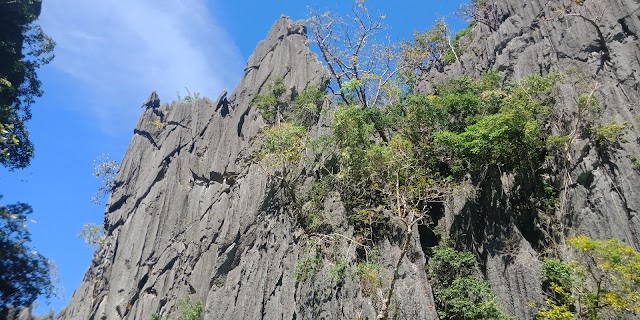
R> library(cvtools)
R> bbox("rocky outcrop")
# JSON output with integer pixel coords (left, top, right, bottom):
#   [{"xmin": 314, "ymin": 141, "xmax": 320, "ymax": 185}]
[
  {"xmin": 4, "ymin": 305, "xmax": 53, "ymax": 320},
  {"xmin": 56, "ymin": 16, "xmax": 439, "ymax": 320},
  {"xmin": 424, "ymin": 0, "xmax": 640, "ymax": 318},
  {"xmin": 58, "ymin": 1, "xmax": 640, "ymax": 319}
]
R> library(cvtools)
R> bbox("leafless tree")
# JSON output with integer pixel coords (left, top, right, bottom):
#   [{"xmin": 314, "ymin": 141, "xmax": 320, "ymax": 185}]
[
  {"xmin": 308, "ymin": 0, "xmax": 400, "ymax": 108},
  {"xmin": 458, "ymin": 0, "xmax": 501, "ymax": 32}
]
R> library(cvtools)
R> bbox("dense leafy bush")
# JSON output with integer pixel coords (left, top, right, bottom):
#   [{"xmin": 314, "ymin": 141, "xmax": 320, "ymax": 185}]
[
  {"xmin": 539, "ymin": 235, "xmax": 640, "ymax": 319},
  {"xmin": 429, "ymin": 245, "xmax": 507, "ymax": 320}
]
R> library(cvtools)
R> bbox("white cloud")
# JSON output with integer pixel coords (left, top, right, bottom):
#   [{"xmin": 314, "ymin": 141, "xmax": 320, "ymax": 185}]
[{"xmin": 39, "ymin": 0, "xmax": 244, "ymax": 134}]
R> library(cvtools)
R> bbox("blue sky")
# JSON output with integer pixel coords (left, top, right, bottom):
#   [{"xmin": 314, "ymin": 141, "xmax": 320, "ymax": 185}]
[{"xmin": 1, "ymin": 0, "xmax": 465, "ymax": 314}]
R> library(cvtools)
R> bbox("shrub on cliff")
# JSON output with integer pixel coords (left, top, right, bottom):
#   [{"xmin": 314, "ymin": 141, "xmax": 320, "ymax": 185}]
[{"xmin": 539, "ymin": 235, "xmax": 640, "ymax": 319}]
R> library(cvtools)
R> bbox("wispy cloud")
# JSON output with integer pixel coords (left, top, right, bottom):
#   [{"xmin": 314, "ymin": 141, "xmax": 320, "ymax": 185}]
[{"xmin": 39, "ymin": 0, "xmax": 243, "ymax": 134}]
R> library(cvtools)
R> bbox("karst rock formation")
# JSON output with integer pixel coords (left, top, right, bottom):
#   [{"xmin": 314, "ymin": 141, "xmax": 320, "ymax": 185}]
[{"xmin": 56, "ymin": 0, "xmax": 640, "ymax": 318}]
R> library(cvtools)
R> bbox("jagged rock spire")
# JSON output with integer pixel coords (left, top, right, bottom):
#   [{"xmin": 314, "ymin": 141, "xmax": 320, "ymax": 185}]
[{"xmin": 142, "ymin": 91, "xmax": 160, "ymax": 109}]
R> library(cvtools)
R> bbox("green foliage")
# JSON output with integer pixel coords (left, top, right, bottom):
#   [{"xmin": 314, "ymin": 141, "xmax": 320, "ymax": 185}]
[
  {"xmin": 90, "ymin": 154, "xmax": 120, "ymax": 205},
  {"xmin": 340, "ymin": 78, "xmax": 364, "ymax": 101},
  {"xmin": 332, "ymin": 101, "xmax": 455, "ymax": 246},
  {"xmin": 151, "ymin": 298, "xmax": 204, "ymax": 320},
  {"xmin": 295, "ymin": 254, "xmax": 321, "ymax": 282},
  {"xmin": 151, "ymin": 119, "xmax": 165, "ymax": 130},
  {"xmin": 538, "ymin": 258, "xmax": 574, "ymax": 320},
  {"xmin": 332, "ymin": 105, "xmax": 374, "ymax": 151},
  {"xmin": 78, "ymin": 223, "xmax": 105, "ymax": 250},
  {"xmin": 253, "ymin": 78, "xmax": 325, "ymax": 128},
  {"xmin": 253, "ymin": 122, "xmax": 308, "ymax": 177},
  {"xmin": 437, "ymin": 276, "xmax": 509, "ymax": 320},
  {"xmin": 0, "ymin": 1, "xmax": 55, "ymax": 169},
  {"xmin": 330, "ymin": 259, "xmax": 349, "ymax": 283},
  {"xmin": 331, "ymin": 106, "xmax": 376, "ymax": 209},
  {"xmin": 328, "ymin": 72, "xmax": 560, "ymax": 245},
  {"xmin": 577, "ymin": 94, "xmax": 600, "ymax": 114},
  {"xmin": 570, "ymin": 235, "xmax": 640, "ymax": 315},
  {"xmin": 0, "ymin": 101, "xmax": 33, "ymax": 169},
  {"xmin": 252, "ymin": 92, "xmax": 277, "ymax": 120},
  {"xmin": 434, "ymin": 73, "xmax": 559, "ymax": 175},
  {"xmin": 538, "ymin": 235, "xmax": 640, "ymax": 319},
  {"xmin": 252, "ymin": 77, "xmax": 287, "ymax": 124},
  {"xmin": 298, "ymin": 177, "xmax": 332, "ymax": 233},
  {"xmin": 627, "ymin": 155, "xmax": 640, "ymax": 172},
  {"xmin": 151, "ymin": 314, "xmax": 165, "ymax": 320},
  {"xmin": 176, "ymin": 297, "xmax": 203, "ymax": 320},
  {"xmin": 429, "ymin": 244, "xmax": 507, "ymax": 320},
  {"xmin": 175, "ymin": 87, "xmax": 201, "ymax": 103},
  {"xmin": 442, "ymin": 22, "xmax": 474, "ymax": 64},
  {"xmin": 400, "ymin": 19, "xmax": 456, "ymax": 75},
  {"xmin": 352, "ymin": 261, "xmax": 381, "ymax": 296},
  {"xmin": 546, "ymin": 135, "xmax": 572, "ymax": 153},
  {"xmin": 429, "ymin": 245, "xmax": 477, "ymax": 286},
  {"xmin": 542, "ymin": 258, "xmax": 572, "ymax": 289},
  {"xmin": 590, "ymin": 121, "xmax": 629, "ymax": 150},
  {"xmin": 0, "ymin": 196, "xmax": 53, "ymax": 313},
  {"xmin": 292, "ymin": 85, "xmax": 325, "ymax": 128}
]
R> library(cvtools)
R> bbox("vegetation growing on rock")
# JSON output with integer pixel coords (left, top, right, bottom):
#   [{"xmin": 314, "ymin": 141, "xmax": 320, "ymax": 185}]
[{"xmin": 539, "ymin": 235, "xmax": 640, "ymax": 319}]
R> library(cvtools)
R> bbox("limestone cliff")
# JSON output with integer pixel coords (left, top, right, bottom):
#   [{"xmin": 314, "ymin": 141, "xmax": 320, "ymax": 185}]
[
  {"xmin": 56, "ymin": 0, "xmax": 640, "ymax": 318},
  {"xmin": 56, "ymin": 16, "xmax": 437, "ymax": 320},
  {"xmin": 424, "ymin": 0, "xmax": 640, "ymax": 318}
]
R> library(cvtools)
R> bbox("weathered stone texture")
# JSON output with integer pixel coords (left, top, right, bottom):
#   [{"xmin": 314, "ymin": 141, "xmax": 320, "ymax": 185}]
[
  {"xmin": 424, "ymin": 0, "xmax": 640, "ymax": 318},
  {"xmin": 57, "ymin": 1, "xmax": 640, "ymax": 319},
  {"xmin": 56, "ymin": 16, "xmax": 438, "ymax": 320}
]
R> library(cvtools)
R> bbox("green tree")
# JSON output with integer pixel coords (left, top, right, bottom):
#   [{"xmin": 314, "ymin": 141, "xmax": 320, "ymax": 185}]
[
  {"xmin": 78, "ymin": 223, "xmax": 105, "ymax": 251},
  {"xmin": 253, "ymin": 122, "xmax": 308, "ymax": 183},
  {"xmin": 253, "ymin": 77, "xmax": 326, "ymax": 128},
  {"xmin": 429, "ymin": 245, "xmax": 508, "ymax": 320},
  {"xmin": 327, "ymin": 71, "xmax": 562, "ymax": 319},
  {"xmin": 331, "ymin": 103, "xmax": 454, "ymax": 319},
  {"xmin": 400, "ymin": 19, "xmax": 460, "ymax": 76},
  {"xmin": 291, "ymin": 85, "xmax": 325, "ymax": 128},
  {"xmin": 252, "ymin": 77, "xmax": 287, "ymax": 125},
  {"xmin": 90, "ymin": 154, "xmax": 120, "ymax": 205},
  {"xmin": 539, "ymin": 235, "xmax": 640, "ymax": 319},
  {"xmin": 176, "ymin": 298, "xmax": 203, "ymax": 320},
  {"xmin": 0, "ymin": 0, "xmax": 55, "ymax": 169},
  {"xmin": 151, "ymin": 297, "xmax": 204, "ymax": 320},
  {"xmin": 0, "ymin": 196, "xmax": 53, "ymax": 315}
]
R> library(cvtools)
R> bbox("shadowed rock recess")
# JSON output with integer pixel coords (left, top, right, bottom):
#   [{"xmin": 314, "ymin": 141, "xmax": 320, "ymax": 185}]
[{"xmin": 56, "ymin": 1, "xmax": 640, "ymax": 318}]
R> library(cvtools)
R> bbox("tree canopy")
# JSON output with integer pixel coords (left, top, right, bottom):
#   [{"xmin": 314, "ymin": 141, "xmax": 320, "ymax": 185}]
[
  {"xmin": 0, "ymin": 0, "xmax": 55, "ymax": 170},
  {"xmin": 0, "ymin": 1, "xmax": 56, "ymax": 315},
  {"xmin": 0, "ymin": 197, "xmax": 53, "ymax": 314}
]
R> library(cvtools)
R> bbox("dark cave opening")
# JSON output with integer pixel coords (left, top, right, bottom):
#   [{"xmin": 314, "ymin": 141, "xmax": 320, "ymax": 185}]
[
  {"xmin": 418, "ymin": 224, "xmax": 438, "ymax": 254},
  {"xmin": 418, "ymin": 202, "xmax": 445, "ymax": 256}
]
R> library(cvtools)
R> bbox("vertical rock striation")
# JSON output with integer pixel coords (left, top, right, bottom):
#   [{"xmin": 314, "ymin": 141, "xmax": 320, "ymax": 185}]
[
  {"xmin": 57, "ymin": 1, "xmax": 640, "ymax": 319},
  {"xmin": 56, "ymin": 16, "xmax": 326, "ymax": 320},
  {"xmin": 56, "ymin": 16, "xmax": 439, "ymax": 320},
  {"xmin": 424, "ymin": 0, "xmax": 640, "ymax": 318}
]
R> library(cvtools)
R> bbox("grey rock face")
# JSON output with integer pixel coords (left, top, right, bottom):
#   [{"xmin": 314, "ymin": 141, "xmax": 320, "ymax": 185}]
[
  {"xmin": 3, "ymin": 305, "xmax": 54, "ymax": 320},
  {"xmin": 57, "ymin": 1, "xmax": 640, "ymax": 319},
  {"xmin": 56, "ymin": 16, "xmax": 438, "ymax": 320},
  {"xmin": 423, "ymin": 0, "xmax": 640, "ymax": 318}
]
